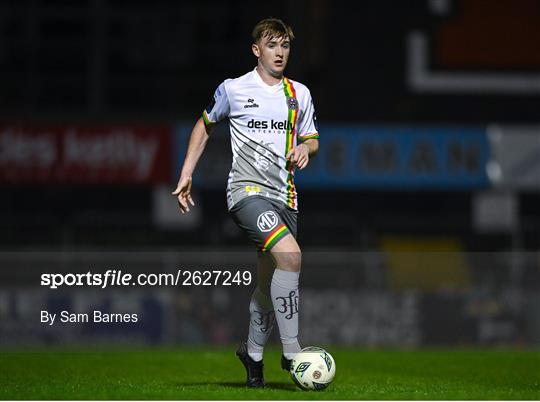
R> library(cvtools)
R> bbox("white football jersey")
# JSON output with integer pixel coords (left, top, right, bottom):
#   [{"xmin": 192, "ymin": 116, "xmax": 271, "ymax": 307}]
[{"xmin": 202, "ymin": 68, "xmax": 319, "ymax": 211}]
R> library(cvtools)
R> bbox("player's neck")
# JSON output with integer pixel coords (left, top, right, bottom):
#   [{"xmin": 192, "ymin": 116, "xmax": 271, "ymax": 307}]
[{"xmin": 255, "ymin": 65, "xmax": 283, "ymax": 86}]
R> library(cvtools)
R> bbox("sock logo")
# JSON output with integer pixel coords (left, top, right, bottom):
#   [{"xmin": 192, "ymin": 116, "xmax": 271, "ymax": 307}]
[
  {"xmin": 257, "ymin": 211, "xmax": 278, "ymax": 232},
  {"xmin": 275, "ymin": 290, "xmax": 299, "ymax": 320},
  {"xmin": 253, "ymin": 310, "xmax": 275, "ymax": 333}
]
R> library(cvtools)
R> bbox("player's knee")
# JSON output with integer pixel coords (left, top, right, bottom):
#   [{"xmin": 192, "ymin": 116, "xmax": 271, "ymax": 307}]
[
  {"xmin": 287, "ymin": 251, "xmax": 301, "ymax": 271},
  {"xmin": 273, "ymin": 249, "xmax": 301, "ymax": 272}
]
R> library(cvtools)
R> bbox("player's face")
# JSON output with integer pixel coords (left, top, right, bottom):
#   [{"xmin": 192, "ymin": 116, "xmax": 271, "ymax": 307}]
[{"xmin": 252, "ymin": 35, "xmax": 290, "ymax": 78}]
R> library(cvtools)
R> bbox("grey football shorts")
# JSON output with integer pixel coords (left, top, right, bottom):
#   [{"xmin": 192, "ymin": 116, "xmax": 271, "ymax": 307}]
[{"xmin": 230, "ymin": 195, "xmax": 298, "ymax": 252}]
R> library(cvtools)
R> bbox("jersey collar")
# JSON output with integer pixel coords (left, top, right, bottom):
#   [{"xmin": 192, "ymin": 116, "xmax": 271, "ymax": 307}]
[{"xmin": 252, "ymin": 67, "xmax": 283, "ymax": 93}]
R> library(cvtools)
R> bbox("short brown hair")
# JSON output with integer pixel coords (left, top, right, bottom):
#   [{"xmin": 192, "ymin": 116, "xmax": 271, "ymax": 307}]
[{"xmin": 252, "ymin": 18, "xmax": 295, "ymax": 44}]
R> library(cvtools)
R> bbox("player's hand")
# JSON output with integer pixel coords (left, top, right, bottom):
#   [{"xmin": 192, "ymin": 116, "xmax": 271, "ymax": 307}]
[
  {"xmin": 286, "ymin": 143, "xmax": 310, "ymax": 170},
  {"xmin": 171, "ymin": 176, "xmax": 195, "ymax": 214}
]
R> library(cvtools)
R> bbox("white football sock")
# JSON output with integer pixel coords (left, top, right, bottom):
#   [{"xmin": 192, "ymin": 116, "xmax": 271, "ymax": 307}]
[
  {"xmin": 271, "ymin": 268, "xmax": 301, "ymax": 359},
  {"xmin": 247, "ymin": 287, "xmax": 275, "ymax": 362}
]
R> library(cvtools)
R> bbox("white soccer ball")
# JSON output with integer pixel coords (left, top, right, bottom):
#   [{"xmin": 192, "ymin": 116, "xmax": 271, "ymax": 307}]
[{"xmin": 289, "ymin": 346, "xmax": 336, "ymax": 391}]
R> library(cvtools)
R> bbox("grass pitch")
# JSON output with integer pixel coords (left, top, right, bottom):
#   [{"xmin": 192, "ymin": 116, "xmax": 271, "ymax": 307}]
[{"xmin": 0, "ymin": 347, "xmax": 538, "ymax": 400}]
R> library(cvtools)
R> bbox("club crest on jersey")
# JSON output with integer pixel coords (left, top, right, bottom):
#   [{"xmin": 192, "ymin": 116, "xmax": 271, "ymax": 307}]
[{"xmin": 287, "ymin": 96, "xmax": 298, "ymax": 110}]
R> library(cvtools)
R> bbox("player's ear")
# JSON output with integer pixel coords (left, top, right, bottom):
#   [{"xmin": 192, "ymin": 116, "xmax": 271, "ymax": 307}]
[{"xmin": 252, "ymin": 43, "xmax": 260, "ymax": 58}]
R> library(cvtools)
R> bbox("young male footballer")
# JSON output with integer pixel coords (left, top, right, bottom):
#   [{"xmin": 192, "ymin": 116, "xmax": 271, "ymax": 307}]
[{"xmin": 173, "ymin": 18, "xmax": 319, "ymax": 388}]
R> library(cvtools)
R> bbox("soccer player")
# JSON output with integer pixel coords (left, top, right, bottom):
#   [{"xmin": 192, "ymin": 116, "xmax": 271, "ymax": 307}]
[{"xmin": 172, "ymin": 18, "xmax": 319, "ymax": 388}]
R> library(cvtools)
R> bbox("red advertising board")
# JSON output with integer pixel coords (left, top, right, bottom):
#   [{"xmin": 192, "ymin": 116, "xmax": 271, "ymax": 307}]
[{"xmin": 0, "ymin": 124, "xmax": 171, "ymax": 184}]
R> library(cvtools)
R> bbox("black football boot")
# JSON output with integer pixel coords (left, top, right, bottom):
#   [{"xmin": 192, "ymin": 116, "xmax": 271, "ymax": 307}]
[{"xmin": 236, "ymin": 343, "xmax": 264, "ymax": 388}]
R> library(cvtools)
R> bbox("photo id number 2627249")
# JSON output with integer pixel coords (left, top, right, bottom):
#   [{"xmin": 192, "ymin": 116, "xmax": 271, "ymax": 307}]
[{"xmin": 177, "ymin": 270, "xmax": 252, "ymax": 286}]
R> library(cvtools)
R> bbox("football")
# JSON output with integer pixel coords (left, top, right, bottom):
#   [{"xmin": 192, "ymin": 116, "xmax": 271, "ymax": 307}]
[{"xmin": 289, "ymin": 346, "xmax": 336, "ymax": 391}]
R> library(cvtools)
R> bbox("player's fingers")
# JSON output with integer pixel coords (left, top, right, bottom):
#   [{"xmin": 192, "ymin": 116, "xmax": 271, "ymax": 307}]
[
  {"xmin": 286, "ymin": 149, "xmax": 295, "ymax": 160},
  {"xmin": 188, "ymin": 194, "xmax": 195, "ymax": 206},
  {"xmin": 171, "ymin": 187, "xmax": 181, "ymax": 195},
  {"xmin": 177, "ymin": 195, "xmax": 189, "ymax": 213},
  {"xmin": 177, "ymin": 195, "xmax": 185, "ymax": 209},
  {"xmin": 182, "ymin": 196, "xmax": 191, "ymax": 212}
]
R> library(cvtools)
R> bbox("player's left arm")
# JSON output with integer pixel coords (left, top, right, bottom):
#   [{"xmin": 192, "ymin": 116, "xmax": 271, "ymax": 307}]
[
  {"xmin": 286, "ymin": 139, "xmax": 319, "ymax": 170},
  {"xmin": 287, "ymin": 88, "xmax": 319, "ymax": 170}
]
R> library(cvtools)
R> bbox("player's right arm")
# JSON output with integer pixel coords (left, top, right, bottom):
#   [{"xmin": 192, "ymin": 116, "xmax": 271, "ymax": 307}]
[
  {"xmin": 172, "ymin": 80, "xmax": 230, "ymax": 214},
  {"xmin": 172, "ymin": 118, "xmax": 214, "ymax": 214}
]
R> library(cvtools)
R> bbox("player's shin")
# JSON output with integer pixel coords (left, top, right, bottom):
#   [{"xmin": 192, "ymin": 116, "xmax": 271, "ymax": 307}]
[
  {"xmin": 270, "ymin": 268, "xmax": 301, "ymax": 359},
  {"xmin": 247, "ymin": 287, "xmax": 275, "ymax": 361}
]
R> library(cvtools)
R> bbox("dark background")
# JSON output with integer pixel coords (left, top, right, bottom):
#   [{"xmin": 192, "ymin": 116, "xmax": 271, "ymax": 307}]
[
  {"xmin": 1, "ymin": 0, "xmax": 539, "ymax": 249},
  {"xmin": 2, "ymin": 0, "xmax": 539, "ymax": 123}
]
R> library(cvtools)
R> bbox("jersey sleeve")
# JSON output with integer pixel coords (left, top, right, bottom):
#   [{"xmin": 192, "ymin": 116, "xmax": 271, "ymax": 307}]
[
  {"xmin": 296, "ymin": 91, "xmax": 319, "ymax": 141},
  {"xmin": 202, "ymin": 81, "xmax": 230, "ymax": 125}
]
